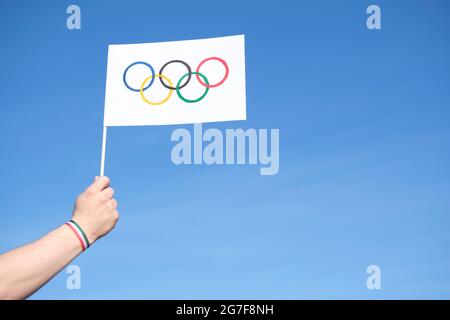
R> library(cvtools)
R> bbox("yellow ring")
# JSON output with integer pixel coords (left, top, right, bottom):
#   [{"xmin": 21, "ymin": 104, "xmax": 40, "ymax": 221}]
[{"xmin": 139, "ymin": 74, "xmax": 173, "ymax": 106}]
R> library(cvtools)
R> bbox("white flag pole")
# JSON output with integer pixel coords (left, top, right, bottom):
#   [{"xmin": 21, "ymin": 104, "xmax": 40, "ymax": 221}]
[{"xmin": 100, "ymin": 126, "xmax": 108, "ymax": 177}]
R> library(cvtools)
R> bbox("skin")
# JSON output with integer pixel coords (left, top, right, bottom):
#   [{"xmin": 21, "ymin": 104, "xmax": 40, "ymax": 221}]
[{"xmin": 0, "ymin": 176, "xmax": 119, "ymax": 300}]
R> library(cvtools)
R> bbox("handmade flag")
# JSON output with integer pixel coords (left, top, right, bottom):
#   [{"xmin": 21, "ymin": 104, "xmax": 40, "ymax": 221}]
[
  {"xmin": 103, "ymin": 34, "xmax": 246, "ymax": 126},
  {"xmin": 100, "ymin": 35, "xmax": 247, "ymax": 175}
]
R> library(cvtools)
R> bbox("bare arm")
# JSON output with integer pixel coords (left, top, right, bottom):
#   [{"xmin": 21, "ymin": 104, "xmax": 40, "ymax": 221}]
[
  {"xmin": 0, "ymin": 225, "xmax": 82, "ymax": 299},
  {"xmin": 0, "ymin": 176, "xmax": 119, "ymax": 300}
]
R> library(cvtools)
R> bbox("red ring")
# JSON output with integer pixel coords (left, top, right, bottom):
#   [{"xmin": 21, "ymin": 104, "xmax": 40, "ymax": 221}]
[{"xmin": 195, "ymin": 57, "xmax": 229, "ymax": 88}]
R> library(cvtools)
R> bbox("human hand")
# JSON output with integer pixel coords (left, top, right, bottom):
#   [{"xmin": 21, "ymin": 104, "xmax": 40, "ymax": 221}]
[{"xmin": 71, "ymin": 176, "xmax": 119, "ymax": 245}]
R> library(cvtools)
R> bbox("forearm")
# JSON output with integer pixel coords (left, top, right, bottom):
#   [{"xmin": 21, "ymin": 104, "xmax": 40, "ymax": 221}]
[
  {"xmin": 0, "ymin": 224, "xmax": 82, "ymax": 300},
  {"xmin": 0, "ymin": 176, "xmax": 118, "ymax": 300}
]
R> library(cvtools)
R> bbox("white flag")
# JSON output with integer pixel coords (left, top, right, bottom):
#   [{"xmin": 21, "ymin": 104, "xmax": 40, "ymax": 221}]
[{"xmin": 103, "ymin": 35, "xmax": 246, "ymax": 126}]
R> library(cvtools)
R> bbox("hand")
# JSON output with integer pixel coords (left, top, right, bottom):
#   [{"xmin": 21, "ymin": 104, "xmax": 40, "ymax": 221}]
[{"xmin": 71, "ymin": 176, "xmax": 119, "ymax": 244}]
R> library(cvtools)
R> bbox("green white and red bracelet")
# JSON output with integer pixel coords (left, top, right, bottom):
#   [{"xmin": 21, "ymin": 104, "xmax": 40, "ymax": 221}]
[{"xmin": 65, "ymin": 219, "xmax": 90, "ymax": 251}]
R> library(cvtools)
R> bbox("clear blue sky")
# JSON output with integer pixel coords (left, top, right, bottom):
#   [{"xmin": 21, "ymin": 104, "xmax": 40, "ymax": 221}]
[{"xmin": 1, "ymin": 0, "xmax": 450, "ymax": 299}]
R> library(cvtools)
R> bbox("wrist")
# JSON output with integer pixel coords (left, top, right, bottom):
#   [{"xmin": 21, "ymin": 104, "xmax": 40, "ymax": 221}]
[
  {"xmin": 76, "ymin": 222, "xmax": 98, "ymax": 245},
  {"xmin": 65, "ymin": 219, "xmax": 92, "ymax": 251},
  {"xmin": 58, "ymin": 224, "xmax": 84, "ymax": 256},
  {"xmin": 70, "ymin": 215, "xmax": 99, "ymax": 245}
]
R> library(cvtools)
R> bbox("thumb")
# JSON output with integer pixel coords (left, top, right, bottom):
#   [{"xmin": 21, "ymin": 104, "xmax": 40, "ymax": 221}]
[{"xmin": 94, "ymin": 176, "xmax": 99, "ymax": 182}]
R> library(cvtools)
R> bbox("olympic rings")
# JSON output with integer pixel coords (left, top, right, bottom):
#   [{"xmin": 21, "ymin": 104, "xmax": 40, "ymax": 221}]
[
  {"xmin": 176, "ymin": 72, "xmax": 209, "ymax": 103},
  {"xmin": 196, "ymin": 57, "xmax": 229, "ymax": 88},
  {"xmin": 123, "ymin": 61, "xmax": 155, "ymax": 92},
  {"xmin": 140, "ymin": 74, "xmax": 174, "ymax": 106},
  {"xmin": 123, "ymin": 57, "xmax": 229, "ymax": 106}
]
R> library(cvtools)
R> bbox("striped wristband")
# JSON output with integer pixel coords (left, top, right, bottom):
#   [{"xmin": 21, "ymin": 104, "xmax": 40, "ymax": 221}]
[{"xmin": 65, "ymin": 219, "xmax": 90, "ymax": 251}]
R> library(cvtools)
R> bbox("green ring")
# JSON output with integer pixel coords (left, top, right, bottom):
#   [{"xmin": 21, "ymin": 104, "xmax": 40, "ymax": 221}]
[{"xmin": 176, "ymin": 72, "xmax": 209, "ymax": 103}]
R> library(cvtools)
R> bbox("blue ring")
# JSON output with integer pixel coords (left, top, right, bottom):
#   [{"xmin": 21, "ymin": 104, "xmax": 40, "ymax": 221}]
[{"xmin": 123, "ymin": 61, "xmax": 155, "ymax": 92}]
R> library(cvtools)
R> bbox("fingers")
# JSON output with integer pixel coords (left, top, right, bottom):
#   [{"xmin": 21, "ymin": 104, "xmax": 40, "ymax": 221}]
[
  {"xmin": 110, "ymin": 198, "xmax": 118, "ymax": 209},
  {"xmin": 88, "ymin": 176, "xmax": 110, "ymax": 193},
  {"xmin": 110, "ymin": 199, "xmax": 120, "ymax": 222},
  {"xmin": 102, "ymin": 187, "xmax": 114, "ymax": 200}
]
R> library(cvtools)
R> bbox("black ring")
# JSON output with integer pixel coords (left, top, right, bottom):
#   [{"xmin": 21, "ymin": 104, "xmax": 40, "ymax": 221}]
[{"xmin": 158, "ymin": 60, "xmax": 192, "ymax": 90}]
